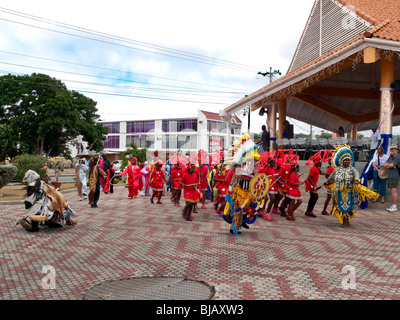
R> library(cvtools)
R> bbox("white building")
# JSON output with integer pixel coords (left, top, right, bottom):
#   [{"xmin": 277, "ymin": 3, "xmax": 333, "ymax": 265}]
[{"xmin": 100, "ymin": 110, "xmax": 242, "ymax": 160}]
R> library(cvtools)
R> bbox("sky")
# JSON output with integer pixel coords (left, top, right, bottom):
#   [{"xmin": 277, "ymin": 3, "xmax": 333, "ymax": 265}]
[{"xmin": 0, "ymin": 0, "xmax": 378, "ymax": 137}]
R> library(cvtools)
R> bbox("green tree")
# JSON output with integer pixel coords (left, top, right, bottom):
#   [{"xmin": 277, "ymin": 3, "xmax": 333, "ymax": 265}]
[
  {"xmin": 120, "ymin": 143, "xmax": 147, "ymax": 171},
  {"xmin": 0, "ymin": 73, "xmax": 108, "ymax": 157}
]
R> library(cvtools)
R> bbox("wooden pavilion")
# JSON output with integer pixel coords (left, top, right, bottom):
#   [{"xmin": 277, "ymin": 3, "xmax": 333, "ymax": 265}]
[{"xmin": 224, "ymin": 0, "xmax": 400, "ymax": 153}]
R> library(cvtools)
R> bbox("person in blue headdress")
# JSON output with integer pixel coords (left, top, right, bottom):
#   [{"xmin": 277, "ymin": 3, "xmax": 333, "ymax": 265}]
[{"xmin": 324, "ymin": 145, "xmax": 378, "ymax": 227}]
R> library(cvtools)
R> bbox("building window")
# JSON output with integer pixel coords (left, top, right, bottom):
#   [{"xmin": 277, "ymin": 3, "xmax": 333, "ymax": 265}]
[
  {"xmin": 162, "ymin": 134, "xmax": 197, "ymax": 150},
  {"xmin": 102, "ymin": 122, "xmax": 120, "ymax": 133},
  {"xmin": 231, "ymin": 123, "xmax": 241, "ymax": 135},
  {"xmin": 126, "ymin": 121, "xmax": 155, "ymax": 133},
  {"xmin": 103, "ymin": 135, "xmax": 120, "ymax": 149},
  {"xmin": 207, "ymin": 120, "xmax": 227, "ymax": 133},
  {"xmin": 162, "ymin": 119, "xmax": 197, "ymax": 132},
  {"xmin": 127, "ymin": 135, "xmax": 155, "ymax": 149}
]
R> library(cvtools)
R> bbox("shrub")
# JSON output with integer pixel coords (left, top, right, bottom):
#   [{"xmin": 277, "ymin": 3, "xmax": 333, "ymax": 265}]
[
  {"xmin": 0, "ymin": 165, "xmax": 18, "ymax": 189},
  {"xmin": 12, "ymin": 154, "xmax": 48, "ymax": 182}
]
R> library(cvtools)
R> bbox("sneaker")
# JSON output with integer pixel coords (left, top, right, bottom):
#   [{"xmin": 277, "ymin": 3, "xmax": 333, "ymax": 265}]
[
  {"xmin": 321, "ymin": 210, "xmax": 330, "ymax": 216},
  {"xmin": 305, "ymin": 212, "xmax": 317, "ymax": 218},
  {"xmin": 287, "ymin": 216, "xmax": 296, "ymax": 221},
  {"xmin": 79, "ymin": 197, "xmax": 84, "ymax": 201},
  {"xmin": 201, "ymin": 205, "xmax": 207, "ymax": 209},
  {"xmin": 272, "ymin": 208, "xmax": 280, "ymax": 214},
  {"xmin": 280, "ymin": 212, "xmax": 287, "ymax": 217},
  {"xmin": 387, "ymin": 205, "xmax": 398, "ymax": 212}
]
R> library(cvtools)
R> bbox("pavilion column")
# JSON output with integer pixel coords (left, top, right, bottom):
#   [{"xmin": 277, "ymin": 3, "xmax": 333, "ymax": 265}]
[
  {"xmin": 278, "ymin": 99, "xmax": 287, "ymax": 139},
  {"xmin": 268, "ymin": 103, "xmax": 277, "ymax": 150},
  {"xmin": 350, "ymin": 123, "xmax": 358, "ymax": 140},
  {"xmin": 379, "ymin": 51, "xmax": 395, "ymax": 153}
]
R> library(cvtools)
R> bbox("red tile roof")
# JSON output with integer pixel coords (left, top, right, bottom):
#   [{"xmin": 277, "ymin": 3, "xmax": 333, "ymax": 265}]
[
  {"xmin": 341, "ymin": 0, "xmax": 400, "ymax": 41},
  {"xmin": 200, "ymin": 110, "xmax": 242, "ymax": 124}
]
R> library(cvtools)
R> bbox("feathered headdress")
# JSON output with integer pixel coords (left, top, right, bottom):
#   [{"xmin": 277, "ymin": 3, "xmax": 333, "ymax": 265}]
[
  {"xmin": 332, "ymin": 145, "xmax": 355, "ymax": 168},
  {"xmin": 226, "ymin": 134, "xmax": 260, "ymax": 170}
]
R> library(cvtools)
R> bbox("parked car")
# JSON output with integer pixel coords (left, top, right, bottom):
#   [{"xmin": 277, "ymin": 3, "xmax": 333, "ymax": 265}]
[{"xmin": 112, "ymin": 160, "xmax": 122, "ymax": 174}]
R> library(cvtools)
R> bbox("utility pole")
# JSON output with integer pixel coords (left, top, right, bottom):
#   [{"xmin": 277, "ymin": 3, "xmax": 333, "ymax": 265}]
[{"xmin": 258, "ymin": 67, "xmax": 282, "ymax": 84}]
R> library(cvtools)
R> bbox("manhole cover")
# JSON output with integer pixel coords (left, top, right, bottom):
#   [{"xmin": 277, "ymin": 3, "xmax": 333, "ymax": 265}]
[{"xmin": 83, "ymin": 277, "xmax": 215, "ymax": 300}]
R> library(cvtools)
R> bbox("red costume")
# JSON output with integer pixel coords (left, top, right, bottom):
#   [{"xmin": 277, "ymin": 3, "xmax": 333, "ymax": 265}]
[
  {"xmin": 181, "ymin": 171, "xmax": 200, "ymax": 203},
  {"xmin": 259, "ymin": 165, "xmax": 278, "ymax": 194},
  {"xmin": 119, "ymin": 157, "xmax": 142, "ymax": 198},
  {"xmin": 150, "ymin": 167, "xmax": 165, "ymax": 192},
  {"xmin": 286, "ymin": 171, "xmax": 302, "ymax": 200},
  {"xmin": 195, "ymin": 165, "xmax": 209, "ymax": 191},
  {"xmin": 276, "ymin": 165, "xmax": 291, "ymax": 193},
  {"xmin": 305, "ymin": 164, "xmax": 320, "ymax": 193},
  {"xmin": 170, "ymin": 166, "xmax": 183, "ymax": 190}
]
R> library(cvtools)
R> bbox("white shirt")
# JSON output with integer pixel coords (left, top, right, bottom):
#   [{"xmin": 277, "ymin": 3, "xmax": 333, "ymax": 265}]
[
  {"xmin": 370, "ymin": 130, "xmax": 381, "ymax": 149},
  {"xmin": 372, "ymin": 153, "xmax": 388, "ymax": 169}
]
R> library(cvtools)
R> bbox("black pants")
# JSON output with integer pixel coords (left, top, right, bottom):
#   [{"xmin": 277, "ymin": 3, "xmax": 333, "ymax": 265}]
[{"xmin": 306, "ymin": 192, "xmax": 319, "ymax": 213}]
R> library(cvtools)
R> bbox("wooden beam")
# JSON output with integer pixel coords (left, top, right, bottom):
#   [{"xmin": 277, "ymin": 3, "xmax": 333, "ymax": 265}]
[
  {"xmin": 301, "ymin": 86, "xmax": 380, "ymax": 99},
  {"xmin": 293, "ymin": 94, "xmax": 354, "ymax": 122},
  {"xmin": 364, "ymin": 47, "xmax": 379, "ymax": 64},
  {"xmin": 295, "ymin": 94, "xmax": 400, "ymax": 124},
  {"xmin": 301, "ymin": 86, "xmax": 400, "ymax": 100}
]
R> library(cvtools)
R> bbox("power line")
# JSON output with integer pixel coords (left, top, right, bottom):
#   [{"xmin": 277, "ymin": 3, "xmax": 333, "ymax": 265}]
[
  {"xmin": 0, "ymin": 50, "xmax": 247, "ymax": 92},
  {"xmin": 0, "ymin": 7, "xmax": 263, "ymax": 73},
  {"xmin": 0, "ymin": 61, "xmax": 247, "ymax": 96},
  {"xmin": 0, "ymin": 71, "xmax": 237, "ymax": 105}
]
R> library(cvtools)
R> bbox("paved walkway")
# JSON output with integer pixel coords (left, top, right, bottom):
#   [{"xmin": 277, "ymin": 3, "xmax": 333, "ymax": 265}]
[{"xmin": 1, "ymin": 183, "xmax": 400, "ymax": 300}]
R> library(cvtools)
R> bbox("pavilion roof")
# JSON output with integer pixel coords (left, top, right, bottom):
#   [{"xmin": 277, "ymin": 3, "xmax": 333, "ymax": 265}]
[{"xmin": 225, "ymin": 0, "xmax": 400, "ymax": 133}]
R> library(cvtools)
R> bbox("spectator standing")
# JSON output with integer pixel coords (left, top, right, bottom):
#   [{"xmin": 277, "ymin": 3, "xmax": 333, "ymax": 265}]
[
  {"xmin": 371, "ymin": 146, "xmax": 389, "ymax": 203},
  {"xmin": 369, "ymin": 124, "xmax": 382, "ymax": 160},
  {"xmin": 260, "ymin": 125, "xmax": 270, "ymax": 153},
  {"xmin": 382, "ymin": 144, "xmax": 400, "ymax": 212},
  {"xmin": 73, "ymin": 157, "xmax": 89, "ymax": 201}
]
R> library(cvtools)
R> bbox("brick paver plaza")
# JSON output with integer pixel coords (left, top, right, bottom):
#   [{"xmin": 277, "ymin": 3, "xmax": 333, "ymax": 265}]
[{"xmin": 1, "ymin": 181, "xmax": 400, "ymax": 301}]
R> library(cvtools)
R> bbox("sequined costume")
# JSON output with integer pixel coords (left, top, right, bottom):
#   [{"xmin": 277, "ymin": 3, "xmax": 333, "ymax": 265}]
[{"xmin": 325, "ymin": 145, "xmax": 378, "ymax": 227}]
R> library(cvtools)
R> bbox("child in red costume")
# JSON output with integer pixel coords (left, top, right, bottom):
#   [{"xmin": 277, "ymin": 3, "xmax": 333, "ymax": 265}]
[
  {"xmin": 304, "ymin": 159, "xmax": 322, "ymax": 218},
  {"xmin": 286, "ymin": 165, "xmax": 305, "ymax": 221},
  {"xmin": 321, "ymin": 165, "xmax": 335, "ymax": 215},
  {"xmin": 195, "ymin": 162, "xmax": 209, "ymax": 209},
  {"xmin": 119, "ymin": 157, "xmax": 142, "ymax": 199},
  {"xmin": 104, "ymin": 162, "xmax": 115, "ymax": 194},
  {"xmin": 170, "ymin": 162, "xmax": 184, "ymax": 207},
  {"xmin": 271, "ymin": 164, "xmax": 291, "ymax": 217},
  {"xmin": 180, "ymin": 163, "xmax": 200, "ymax": 221},
  {"xmin": 258, "ymin": 158, "xmax": 278, "ymax": 221},
  {"xmin": 213, "ymin": 165, "xmax": 234, "ymax": 215},
  {"xmin": 150, "ymin": 160, "xmax": 167, "ymax": 204}
]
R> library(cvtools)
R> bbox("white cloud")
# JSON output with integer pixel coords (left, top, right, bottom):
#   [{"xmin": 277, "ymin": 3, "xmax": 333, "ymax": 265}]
[{"xmin": 0, "ymin": 0, "xmax": 319, "ymax": 133}]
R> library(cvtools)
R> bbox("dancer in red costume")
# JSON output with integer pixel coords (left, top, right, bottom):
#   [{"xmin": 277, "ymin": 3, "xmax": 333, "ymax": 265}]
[
  {"xmin": 213, "ymin": 164, "xmax": 234, "ymax": 215},
  {"xmin": 104, "ymin": 162, "xmax": 115, "ymax": 194},
  {"xmin": 150, "ymin": 160, "xmax": 167, "ymax": 204},
  {"xmin": 286, "ymin": 165, "xmax": 305, "ymax": 221},
  {"xmin": 180, "ymin": 163, "xmax": 200, "ymax": 221},
  {"xmin": 119, "ymin": 157, "xmax": 142, "ymax": 199},
  {"xmin": 195, "ymin": 162, "xmax": 209, "ymax": 209},
  {"xmin": 258, "ymin": 158, "xmax": 279, "ymax": 221},
  {"xmin": 272, "ymin": 163, "xmax": 291, "ymax": 217},
  {"xmin": 170, "ymin": 162, "xmax": 184, "ymax": 207}
]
